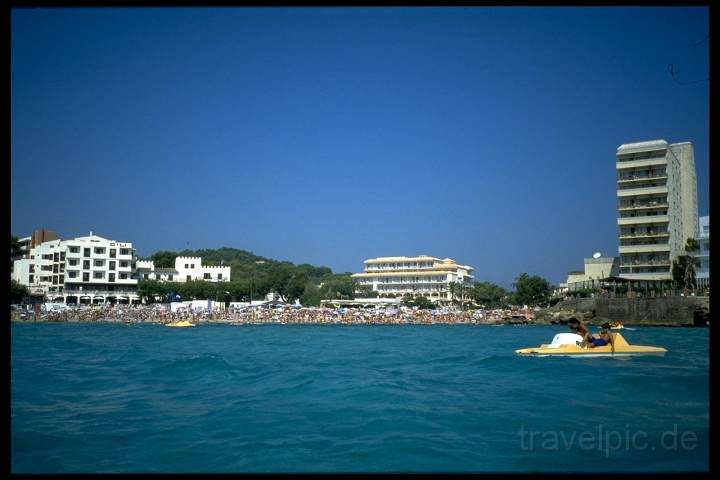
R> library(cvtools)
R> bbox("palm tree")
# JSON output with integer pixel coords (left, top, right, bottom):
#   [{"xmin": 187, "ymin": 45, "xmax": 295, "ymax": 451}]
[
  {"xmin": 683, "ymin": 238, "xmax": 700, "ymax": 292},
  {"xmin": 448, "ymin": 281, "xmax": 458, "ymax": 306},
  {"xmin": 11, "ymin": 235, "xmax": 23, "ymax": 259},
  {"xmin": 458, "ymin": 282, "xmax": 468, "ymax": 311}
]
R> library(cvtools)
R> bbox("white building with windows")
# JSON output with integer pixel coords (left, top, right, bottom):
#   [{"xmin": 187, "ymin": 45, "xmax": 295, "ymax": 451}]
[
  {"xmin": 12, "ymin": 233, "xmax": 140, "ymax": 304},
  {"xmin": 136, "ymin": 256, "xmax": 230, "ymax": 283},
  {"xmin": 616, "ymin": 140, "xmax": 698, "ymax": 281},
  {"xmin": 697, "ymin": 216, "xmax": 709, "ymax": 289},
  {"xmin": 564, "ymin": 256, "xmax": 619, "ymax": 291},
  {"xmin": 351, "ymin": 255, "xmax": 474, "ymax": 303}
]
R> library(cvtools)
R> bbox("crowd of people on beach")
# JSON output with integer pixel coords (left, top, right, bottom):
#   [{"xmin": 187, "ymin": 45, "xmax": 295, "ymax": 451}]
[{"xmin": 11, "ymin": 303, "xmax": 537, "ymax": 325}]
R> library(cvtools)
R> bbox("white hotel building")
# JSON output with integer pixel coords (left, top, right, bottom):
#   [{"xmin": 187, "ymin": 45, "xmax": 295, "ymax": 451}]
[
  {"xmin": 616, "ymin": 140, "xmax": 698, "ymax": 281},
  {"xmin": 136, "ymin": 256, "xmax": 230, "ymax": 283},
  {"xmin": 12, "ymin": 233, "xmax": 140, "ymax": 304},
  {"xmin": 351, "ymin": 255, "xmax": 474, "ymax": 303}
]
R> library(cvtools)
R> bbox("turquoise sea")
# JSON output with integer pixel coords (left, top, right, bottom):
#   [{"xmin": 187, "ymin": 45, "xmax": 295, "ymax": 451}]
[{"xmin": 11, "ymin": 323, "xmax": 708, "ymax": 473}]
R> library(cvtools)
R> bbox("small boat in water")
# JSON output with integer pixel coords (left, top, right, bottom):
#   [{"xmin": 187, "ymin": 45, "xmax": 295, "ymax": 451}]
[
  {"xmin": 600, "ymin": 322, "xmax": 635, "ymax": 331},
  {"xmin": 166, "ymin": 320, "xmax": 195, "ymax": 328},
  {"xmin": 515, "ymin": 332, "xmax": 666, "ymax": 357}
]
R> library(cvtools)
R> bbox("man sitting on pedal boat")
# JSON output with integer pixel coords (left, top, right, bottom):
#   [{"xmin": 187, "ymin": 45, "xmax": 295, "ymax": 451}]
[{"xmin": 567, "ymin": 318, "xmax": 614, "ymax": 351}]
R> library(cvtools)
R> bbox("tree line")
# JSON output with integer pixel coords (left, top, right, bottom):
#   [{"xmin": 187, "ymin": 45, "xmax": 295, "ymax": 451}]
[
  {"xmin": 398, "ymin": 273, "xmax": 554, "ymax": 310},
  {"xmin": 140, "ymin": 247, "xmax": 358, "ymax": 305}
]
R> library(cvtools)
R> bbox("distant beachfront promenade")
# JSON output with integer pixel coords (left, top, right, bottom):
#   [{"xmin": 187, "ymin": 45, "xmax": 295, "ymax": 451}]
[{"xmin": 11, "ymin": 304, "xmax": 536, "ymax": 326}]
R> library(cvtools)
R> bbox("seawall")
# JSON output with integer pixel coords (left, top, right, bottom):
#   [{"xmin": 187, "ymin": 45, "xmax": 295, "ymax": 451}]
[{"xmin": 535, "ymin": 296, "xmax": 710, "ymax": 326}]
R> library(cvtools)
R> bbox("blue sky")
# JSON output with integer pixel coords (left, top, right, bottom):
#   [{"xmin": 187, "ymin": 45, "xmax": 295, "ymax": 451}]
[{"xmin": 11, "ymin": 7, "xmax": 709, "ymax": 288}]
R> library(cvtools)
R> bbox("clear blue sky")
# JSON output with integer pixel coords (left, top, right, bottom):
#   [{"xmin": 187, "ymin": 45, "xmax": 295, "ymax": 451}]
[{"xmin": 11, "ymin": 7, "xmax": 709, "ymax": 289}]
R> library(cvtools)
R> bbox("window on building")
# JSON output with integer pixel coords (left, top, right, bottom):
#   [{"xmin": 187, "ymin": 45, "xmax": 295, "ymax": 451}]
[
  {"xmin": 68, "ymin": 271, "xmax": 78, "ymax": 278},
  {"xmin": 83, "ymin": 260, "xmax": 90, "ymax": 269},
  {"xmin": 120, "ymin": 273, "xmax": 128, "ymax": 279},
  {"xmin": 144, "ymin": 273, "xmax": 149, "ymax": 279},
  {"xmin": 69, "ymin": 246, "xmax": 79, "ymax": 253},
  {"xmin": 94, "ymin": 247, "xmax": 105, "ymax": 255},
  {"xmin": 53, "ymin": 253, "xmax": 59, "ymax": 262},
  {"xmin": 83, "ymin": 272, "xmax": 90, "ymax": 282},
  {"xmin": 52, "ymin": 276, "xmax": 58, "ymax": 285},
  {"xmin": 93, "ymin": 271, "xmax": 104, "ymax": 279},
  {"xmin": 59, "ymin": 275, "xmax": 64, "ymax": 284},
  {"xmin": 185, "ymin": 264, "xmax": 189, "ymax": 268},
  {"xmin": 191, "ymin": 264, "xmax": 195, "ymax": 268},
  {"xmin": 94, "ymin": 259, "xmax": 104, "ymax": 267},
  {"xmin": 29, "ymin": 274, "xmax": 34, "ymax": 283},
  {"xmin": 29, "ymin": 265, "xmax": 35, "ymax": 273},
  {"xmin": 69, "ymin": 259, "xmax": 78, "ymax": 266},
  {"xmin": 217, "ymin": 273, "xmax": 222, "ymax": 280},
  {"xmin": 204, "ymin": 273, "xmax": 211, "ymax": 280},
  {"xmin": 84, "ymin": 248, "xmax": 91, "ymax": 257},
  {"xmin": 168, "ymin": 275, "xmax": 173, "ymax": 281},
  {"xmin": 110, "ymin": 249, "xmax": 116, "ymax": 258},
  {"xmin": 187, "ymin": 275, "xmax": 192, "ymax": 281},
  {"xmin": 120, "ymin": 248, "xmax": 130, "ymax": 255},
  {"xmin": 109, "ymin": 273, "xmax": 115, "ymax": 283},
  {"xmin": 109, "ymin": 261, "xmax": 116, "ymax": 270},
  {"xmin": 60, "ymin": 252, "xmax": 66, "ymax": 261}
]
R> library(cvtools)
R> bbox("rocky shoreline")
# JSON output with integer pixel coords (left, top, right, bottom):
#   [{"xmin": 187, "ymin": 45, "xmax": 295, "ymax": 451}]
[{"xmin": 533, "ymin": 296, "xmax": 710, "ymax": 327}]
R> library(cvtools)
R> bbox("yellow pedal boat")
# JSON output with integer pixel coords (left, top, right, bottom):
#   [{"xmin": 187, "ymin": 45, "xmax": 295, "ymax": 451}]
[
  {"xmin": 166, "ymin": 320, "xmax": 195, "ymax": 328},
  {"xmin": 516, "ymin": 332, "xmax": 666, "ymax": 357}
]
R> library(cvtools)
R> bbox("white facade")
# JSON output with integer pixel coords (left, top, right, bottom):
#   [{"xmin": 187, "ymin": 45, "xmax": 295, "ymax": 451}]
[
  {"xmin": 136, "ymin": 256, "xmax": 230, "ymax": 283},
  {"xmin": 616, "ymin": 140, "xmax": 698, "ymax": 280},
  {"xmin": 136, "ymin": 260, "xmax": 179, "ymax": 282},
  {"xmin": 12, "ymin": 233, "xmax": 140, "ymax": 304},
  {"xmin": 351, "ymin": 255, "xmax": 474, "ymax": 303},
  {"xmin": 175, "ymin": 256, "xmax": 230, "ymax": 282},
  {"xmin": 565, "ymin": 256, "xmax": 619, "ymax": 291},
  {"xmin": 697, "ymin": 216, "xmax": 709, "ymax": 288}
]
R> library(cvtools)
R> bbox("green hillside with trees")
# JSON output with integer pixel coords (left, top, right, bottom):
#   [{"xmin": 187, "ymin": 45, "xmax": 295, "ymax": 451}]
[{"xmin": 139, "ymin": 247, "xmax": 356, "ymax": 306}]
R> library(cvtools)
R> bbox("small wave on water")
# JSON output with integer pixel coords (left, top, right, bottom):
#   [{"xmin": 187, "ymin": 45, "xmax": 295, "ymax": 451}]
[{"xmin": 148, "ymin": 354, "xmax": 237, "ymax": 377}]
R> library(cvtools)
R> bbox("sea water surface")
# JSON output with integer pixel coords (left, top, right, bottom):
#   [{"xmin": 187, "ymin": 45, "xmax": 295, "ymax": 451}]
[{"xmin": 11, "ymin": 323, "xmax": 708, "ymax": 472}]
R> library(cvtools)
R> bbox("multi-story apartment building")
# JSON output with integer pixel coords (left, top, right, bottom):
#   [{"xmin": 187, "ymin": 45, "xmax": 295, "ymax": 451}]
[
  {"xmin": 616, "ymin": 140, "xmax": 698, "ymax": 281},
  {"xmin": 351, "ymin": 255, "xmax": 474, "ymax": 303},
  {"xmin": 136, "ymin": 256, "xmax": 231, "ymax": 283},
  {"xmin": 11, "ymin": 229, "xmax": 59, "ymax": 272},
  {"xmin": 697, "ymin": 216, "xmax": 709, "ymax": 289},
  {"xmin": 12, "ymin": 233, "xmax": 140, "ymax": 304}
]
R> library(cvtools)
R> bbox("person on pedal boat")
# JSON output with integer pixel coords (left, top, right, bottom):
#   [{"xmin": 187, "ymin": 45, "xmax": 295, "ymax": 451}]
[
  {"xmin": 591, "ymin": 323, "xmax": 615, "ymax": 351},
  {"xmin": 567, "ymin": 317, "xmax": 592, "ymax": 346},
  {"xmin": 567, "ymin": 317, "xmax": 613, "ymax": 350}
]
